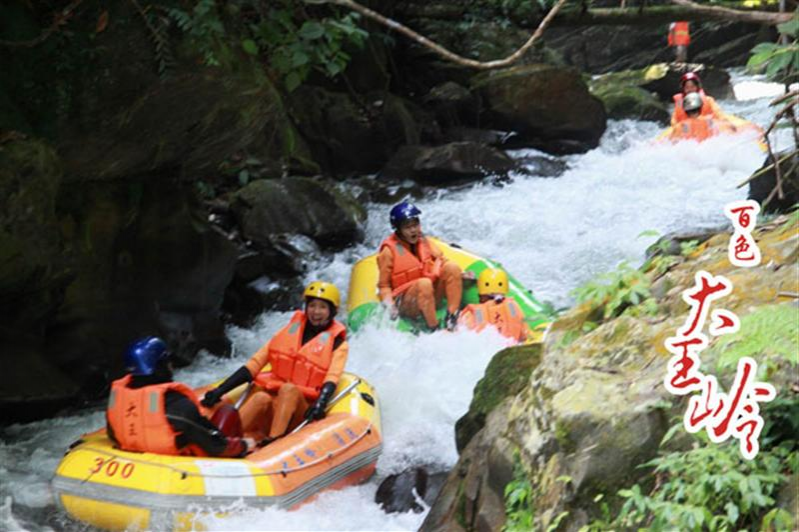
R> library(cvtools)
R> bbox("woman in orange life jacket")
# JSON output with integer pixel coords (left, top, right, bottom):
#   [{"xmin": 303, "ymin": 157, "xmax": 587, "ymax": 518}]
[
  {"xmin": 201, "ymin": 282, "xmax": 347, "ymax": 444},
  {"xmin": 106, "ymin": 337, "xmax": 254, "ymax": 457},
  {"xmin": 669, "ymin": 92, "xmax": 736, "ymax": 142},
  {"xmin": 458, "ymin": 269, "xmax": 532, "ymax": 344},
  {"xmin": 671, "ymin": 71, "xmax": 725, "ymax": 126},
  {"xmin": 378, "ymin": 201, "xmax": 474, "ymax": 332}
]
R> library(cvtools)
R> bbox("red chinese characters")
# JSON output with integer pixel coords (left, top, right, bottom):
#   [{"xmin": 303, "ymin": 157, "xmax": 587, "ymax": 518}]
[
  {"xmin": 724, "ymin": 200, "xmax": 761, "ymax": 267},
  {"xmin": 662, "ymin": 201, "xmax": 775, "ymax": 460}
]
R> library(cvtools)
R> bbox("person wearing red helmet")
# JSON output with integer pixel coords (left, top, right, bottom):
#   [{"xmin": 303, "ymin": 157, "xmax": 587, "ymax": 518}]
[{"xmin": 670, "ymin": 72, "xmax": 724, "ymax": 126}]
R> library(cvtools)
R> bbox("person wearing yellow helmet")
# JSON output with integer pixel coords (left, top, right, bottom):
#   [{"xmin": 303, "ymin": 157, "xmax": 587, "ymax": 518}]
[
  {"xmin": 201, "ymin": 281, "xmax": 348, "ymax": 444},
  {"xmin": 457, "ymin": 268, "xmax": 532, "ymax": 344}
]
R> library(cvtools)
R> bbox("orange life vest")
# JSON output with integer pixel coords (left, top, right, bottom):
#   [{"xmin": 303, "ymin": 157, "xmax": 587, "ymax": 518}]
[
  {"xmin": 106, "ymin": 375, "xmax": 205, "ymax": 456},
  {"xmin": 668, "ymin": 22, "xmax": 690, "ymax": 47},
  {"xmin": 459, "ymin": 298, "xmax": 527, "ymax": 343},
  {"xmin": 672, "ymin": 92, "xmax": 715, "ymax": 123},
  {"xmin": 380, "ymin": 233, "xmax": 442, "ymax": 297},
  {"xmin": 259, "ymin": 311, "xmax": 346, "ymax": 400},
  {"xmin": 669, "ymin": 116, "xmax": 736, "ymax": 142}
]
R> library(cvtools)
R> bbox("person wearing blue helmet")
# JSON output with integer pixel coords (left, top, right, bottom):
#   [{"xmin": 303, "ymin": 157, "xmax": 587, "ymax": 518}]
[
  {"xmin": 106, "ymin": 336, "xmax": 255, "ymax": 457},
  {"xmin": 377, "ymin": 201, "xmax": 469, "ymax": 331}
]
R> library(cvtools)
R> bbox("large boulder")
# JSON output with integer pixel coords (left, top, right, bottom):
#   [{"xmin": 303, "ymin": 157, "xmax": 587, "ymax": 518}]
[
  {"xmin": 471, "ymin": 65, "xmax": 607, "ymax": 154},
  {"xmin": 424, "ymin": 213, "xmax": 799, "ymax": 531},
  {"xmin": 589, "ymin": 84, "xmax": 670, "ymax": 123},
  {"xmin": 380, "ymin": 142, "xmax": 520, "ymax": 184},
  {"xmin": 231, "ymin": 178, "xmax": 366, "ymax": 250}
]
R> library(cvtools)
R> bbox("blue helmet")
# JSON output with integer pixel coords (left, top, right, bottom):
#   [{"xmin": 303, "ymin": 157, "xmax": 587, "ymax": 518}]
[
  {"xmin": 124, "ymin": 337, "xmax": 169, "ymax": 376},
  {"xmin": 389, "ymin": 201, "xmax": 422, "ymax": 230}
]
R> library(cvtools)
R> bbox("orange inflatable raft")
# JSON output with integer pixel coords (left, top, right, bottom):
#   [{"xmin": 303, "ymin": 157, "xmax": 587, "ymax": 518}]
[{"xmin": 51, "ymin": 373, "xmax": 381, "ymax": 531}]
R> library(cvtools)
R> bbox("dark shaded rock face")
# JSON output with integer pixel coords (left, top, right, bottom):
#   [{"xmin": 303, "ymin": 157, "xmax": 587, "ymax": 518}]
[
  {"xmin": 472, "ymin": 65, "xmax": 607, "ymax": 154},
  {"xmin": 591, "ymin": 84, "xmax": 670, "ymax": 124},
  {"xmin": 231, "ymin": 178, "xmax": 366, "ymax": 251},
  {"xmin": 380, "ymin": 142, "xmax": 520, "ymax": 184},
  {"xmin": 547, "ymin": 21, "xmax": 773, "ymax": 74},
  {"xmin": 289, "ymin": 87, "xmax": 433, "ymax": 175},
  {"xmin": 0, "ymin": 140, "xmax": 239, "ymax": 423},
  {"xmin": 748, "ymin": 151, "xmax": 799, "ymax": 214}
]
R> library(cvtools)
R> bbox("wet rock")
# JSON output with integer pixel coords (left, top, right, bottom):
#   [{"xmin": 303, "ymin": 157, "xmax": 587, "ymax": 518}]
[
  {"xmin": 442, "ymin": 127, "xmax": 517, "ymax": 147},
  {"xmin": 514, "ymin": 154, "xmax": 569, "ymax": 178},
  {"xmin": 376, "ymin": 468, "xmax": 428, "ymax": 514},
  {"xmin": 380, "ymin": 142, "xmax": 521, "ymax": 184},
  {"xmin": 455, "ymin": 344, "xmax": 542, "ymax": 452},
  {"xmin": 747, "ymin": 151, "xmax": 799, "ymax": 214},
  {"xmin": 472, "ymin": 64, "xmax": 607, "ymax": 154},
  {"xmin": 590, "ymin": 84, "xmax": 670, "ymax": 123},
  {"xmin": 231, "ymin": 178, "xmax": 365, "ymax": 250}
]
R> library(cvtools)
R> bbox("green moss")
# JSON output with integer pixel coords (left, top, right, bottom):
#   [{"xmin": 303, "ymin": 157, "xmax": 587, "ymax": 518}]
[
  {"xmin": 707, "ymin": 303, "xmax": 799, "ymax": 376},
  {"xmin": 455, "ymin": 344, "xmax": 543, "ymax": 451}
]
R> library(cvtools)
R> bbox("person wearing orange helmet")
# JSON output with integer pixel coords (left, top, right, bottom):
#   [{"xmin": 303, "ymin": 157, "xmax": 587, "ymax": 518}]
[
  {"xmin": 378, "ymin": 201, "xmax": 472, "ymax": 332},
  {"xmin": 671, "ymin": 72, "xmax": 724, "ymax": 126},
  {"xmin": 458, "ymin": 268, "xmax": 532, "ymax": 344},
  {"xmin": 202, "ymin": 281, "xmax": 348, "ymax": 443}
]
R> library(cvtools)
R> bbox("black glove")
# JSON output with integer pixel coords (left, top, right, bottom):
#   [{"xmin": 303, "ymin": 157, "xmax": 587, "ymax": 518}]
[
  {"xmin": 201, "ymin": 388, "xmax": 224, "ymax": 408},
  {"xmin": 201, "ymin": 366, "xmax": 252, "ymax": 408},
  {"xmin": 305, "ymin": 382, "xmax": 337, "ymax": 421}
]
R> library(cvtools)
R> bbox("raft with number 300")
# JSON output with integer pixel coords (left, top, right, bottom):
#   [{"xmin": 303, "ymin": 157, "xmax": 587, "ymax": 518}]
[
  {"xmin": 51, "ymin": 373, "xmax": 380, "ymax": 531},
  {"xmin": 346, "ymin": 236, "xmax": 555, "ymax": 343}
]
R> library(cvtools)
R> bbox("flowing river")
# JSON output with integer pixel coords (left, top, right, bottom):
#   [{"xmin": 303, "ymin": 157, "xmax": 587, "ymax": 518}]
[{"xmin": 0, "ymin": 72, "xmax": 792, "ymax": 531}]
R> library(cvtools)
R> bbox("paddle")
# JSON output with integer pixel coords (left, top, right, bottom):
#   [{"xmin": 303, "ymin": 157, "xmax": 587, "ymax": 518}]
[
  {"xmin": 209, "ymin": 382, "xmax": 254, "ymax": 439},
  {"xmin": 290, "ymin": 378, "xmax": 363, "ymax": 435}
]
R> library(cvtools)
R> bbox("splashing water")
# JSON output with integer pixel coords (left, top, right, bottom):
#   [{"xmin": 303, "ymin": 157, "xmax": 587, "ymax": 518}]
[{"xmin": 0, "ymin": 75, "xmax": 791, "ymax": 532}]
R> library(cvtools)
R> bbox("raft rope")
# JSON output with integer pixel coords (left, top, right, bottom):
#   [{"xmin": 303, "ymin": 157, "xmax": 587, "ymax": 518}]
[{"xmin": 79, "ymin": 422, "xmax": 375, "ymax": 481}]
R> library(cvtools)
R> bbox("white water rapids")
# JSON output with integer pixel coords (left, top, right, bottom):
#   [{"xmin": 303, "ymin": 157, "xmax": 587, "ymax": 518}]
[{"xmin": 0, "ymin": 73, "xmax": 792, "ymax": 531}]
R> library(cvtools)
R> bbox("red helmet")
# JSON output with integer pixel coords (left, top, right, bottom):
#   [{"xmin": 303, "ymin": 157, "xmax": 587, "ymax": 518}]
[{"xmin": 680, "ymin": 72, "xmax": 702, "ymax": 87}]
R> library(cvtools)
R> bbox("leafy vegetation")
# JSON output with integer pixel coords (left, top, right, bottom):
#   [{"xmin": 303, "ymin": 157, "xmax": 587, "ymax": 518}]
[
  {"xmin": 571, "ymin": 261, "xmax": 656, "ymax": 321},
  {"xmin": 504, "ymin": 456, "xmax": 535, "ymax": 531},
  {"xmin": 747, "ymin": 11, "xmax": 799, "ymax": 84}
]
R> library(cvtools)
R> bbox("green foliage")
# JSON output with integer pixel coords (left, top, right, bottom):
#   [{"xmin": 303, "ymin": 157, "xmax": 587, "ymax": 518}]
[
  {"xmin": 167, "ymin": 0, "xmax": 227, "ymax": 67},
  {"xmin": 747, "ymin": 11, "xmax": 799, "ymax": 83},
  {"xmin": 251, "ymin": 4, "xmax": 368, "ymax": 92},
  {"xmin": 572, "ymin": 262, "xmax": 655, "ymax": 321},
  {"xmin": 679, "ymin": 239, "xmax": 700, "ymax": 256},
  {"xmin": 504, "ymin": 456, "xmax": 535, "ymax": 531}
]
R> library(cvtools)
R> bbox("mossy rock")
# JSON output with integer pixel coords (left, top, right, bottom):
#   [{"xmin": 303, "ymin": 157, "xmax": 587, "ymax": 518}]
[
  {"xmin": 471, "ymin": 64, "xmax": 607, "ymax": 154},
  {"xmin": 590, "ymin": 84, "xmax": 670, "ymax": 124},
  {"xmin": 455, "ymin": 343, "xmax": 542, "ymax": 452}
]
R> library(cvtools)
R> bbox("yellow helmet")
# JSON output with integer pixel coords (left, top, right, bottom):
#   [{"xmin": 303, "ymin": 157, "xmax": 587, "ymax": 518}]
[
  {"xmin": 477, "ymin": 269, "xmax": 509, "ymax": 296},
  {"xmin": 303, "ymin": 281, "xmax": 341, "ymax": 309}
]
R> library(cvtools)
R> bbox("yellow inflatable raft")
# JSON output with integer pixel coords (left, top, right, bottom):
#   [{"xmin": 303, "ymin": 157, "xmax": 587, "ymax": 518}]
[{"xmin": 51, "ymin": 373, "xmax": 381, "ymax": 531}]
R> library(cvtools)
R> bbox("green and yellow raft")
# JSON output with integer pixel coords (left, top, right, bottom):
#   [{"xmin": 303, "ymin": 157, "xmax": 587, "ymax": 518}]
[{"xmin": 346, "ymin": 237, "xmax": 555, "ymax": 342}]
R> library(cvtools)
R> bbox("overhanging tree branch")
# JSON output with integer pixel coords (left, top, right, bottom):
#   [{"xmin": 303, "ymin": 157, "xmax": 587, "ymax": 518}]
[
  {"xmin": 305, "ymin": 0, "xmax": 569, "ymax": 69},
  {"xmin": 667, "ymin": 0, "xmax": 792, "ymax": 25}
]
